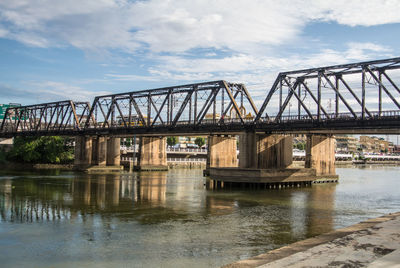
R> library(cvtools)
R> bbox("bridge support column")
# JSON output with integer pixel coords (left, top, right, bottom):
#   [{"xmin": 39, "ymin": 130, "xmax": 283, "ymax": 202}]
[
  {"xmin": 207, "ymin": 135, "xmax": 238, "ymax": 168},
  {"xmin": 106, "ymin": 137, "xmax": 120, "ymax": 166},
  {"xmin": 239, "ymin": 132, "xmax": 292, "ymax": 169},
  {"xmin": 137, "ymin": 137, "xmax": 167, "ymax": 171},
  {"xmin": 239, "ymin": 132, "xmax": 257, "ymax": 168},
  {"xmin": 92, "ymin": 136, "xmax": 107, "ymax": 166},
  {"xmin": 257, "ymin": 134, "xmax": 293, "ymax": 169},
  {"xmin": 74, "ymin": 136, "xmax": 92, "ymax": 167},
  {"xmin": 305, "ymin": 134, "xmax": 336, "ymax": 176}
]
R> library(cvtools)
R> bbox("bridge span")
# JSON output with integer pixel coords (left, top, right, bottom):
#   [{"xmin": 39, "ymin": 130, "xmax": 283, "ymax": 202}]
[
  {"xmin": 2, "ymin": 57, "xmax": 400, "ymax": 137},
  {"xmin": 1, "ymin": 57, "xmax": 400, "ymax": 184}
]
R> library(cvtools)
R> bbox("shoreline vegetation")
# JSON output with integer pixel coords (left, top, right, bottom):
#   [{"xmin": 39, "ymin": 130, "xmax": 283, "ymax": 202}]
[{"xmin": 0, "ymin": 136, "xmax": 74, "ymax": 166}]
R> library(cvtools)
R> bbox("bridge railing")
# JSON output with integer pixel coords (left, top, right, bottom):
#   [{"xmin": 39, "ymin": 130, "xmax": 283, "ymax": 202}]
[
  {"xmin": 167, "ymin": 157, "xmax": 206, "ymax": 162},
  {"xmin": 259, "ymin": 109, "xmax": 400, "ymax": 124},
  {"xmin": 167, "ymin": 147, "xmax": 207, "ymax": 153}
]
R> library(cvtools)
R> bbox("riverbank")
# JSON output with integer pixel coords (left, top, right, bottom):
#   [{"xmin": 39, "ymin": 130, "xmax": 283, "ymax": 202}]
[
  {"xmin": 225, "ymin": 212, "xmax": 400, "ymax": 268},
  {"xmin": 0, "ymin": 162, "xmax": 74, "ymax": 170}
]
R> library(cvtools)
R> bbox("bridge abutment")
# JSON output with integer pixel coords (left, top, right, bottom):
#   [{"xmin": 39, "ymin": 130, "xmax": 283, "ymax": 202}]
[{"xmin": 136, "ymin": 136, "xmax": 168, "ymax": 171}]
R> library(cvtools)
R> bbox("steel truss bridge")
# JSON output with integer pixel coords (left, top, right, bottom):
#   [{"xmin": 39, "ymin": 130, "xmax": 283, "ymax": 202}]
[{"xmin": 2, "ymin": 57, "xmax": 400, "ymax": 137}]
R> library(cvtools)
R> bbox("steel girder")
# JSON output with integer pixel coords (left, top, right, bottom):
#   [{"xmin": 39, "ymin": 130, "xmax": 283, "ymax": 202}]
[
  {"xmin": 0, "ymin": 101, "xmax": 92, "ymax": 135},
  {"xmin": 2, "ymin": 57, "xmax": 400, "ymax": 137},
  {"xmin": 255, "ymin": 57, "xmax": 400, "ymax": 124},
  {"xmin": 83, "ymin": 80, "xmax": 258, "ymax": 131}
]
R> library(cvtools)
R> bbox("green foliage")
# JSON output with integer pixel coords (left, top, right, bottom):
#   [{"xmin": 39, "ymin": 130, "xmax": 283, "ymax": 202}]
[
  {"xmin": 295, "ymin": 142, "xmax": 305, "ymax": 150},
  {"xmin": 125, "ymin": 138, "xmax": 131, "ymax": 147},
  {"xmin": 167, "ymin": 136, "xmax": 178, "ymax": 146},
  {"xmin": 194, "ymin": 137, "xmax": 206, "ymax": 148},
  {"xmin": 7, "ymin": 136, "xmax": 74, "ymax": 164}
]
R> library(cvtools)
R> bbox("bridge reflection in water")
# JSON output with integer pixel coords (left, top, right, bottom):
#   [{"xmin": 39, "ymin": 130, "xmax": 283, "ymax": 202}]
[{"xmin": 0, "ymin": 170, "xmax": 334, "ymax": 241}]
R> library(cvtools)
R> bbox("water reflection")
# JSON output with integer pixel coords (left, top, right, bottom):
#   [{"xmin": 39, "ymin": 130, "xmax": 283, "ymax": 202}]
[
  {"xmin": 306, "ymin": 184, "xmax": 335, "ymax": 236},
  {"xmin": 0, "ymin": 171, "xmax": 336, "ymax": 237},
  {"xmin": 0, "ymin": 167, "xmax": 398, "ymax": 267}
]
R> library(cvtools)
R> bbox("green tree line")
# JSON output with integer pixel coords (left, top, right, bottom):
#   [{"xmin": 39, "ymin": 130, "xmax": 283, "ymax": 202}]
[{"xmin": 1, "ymin": 136, "xmax": 74, "ymax": 164}]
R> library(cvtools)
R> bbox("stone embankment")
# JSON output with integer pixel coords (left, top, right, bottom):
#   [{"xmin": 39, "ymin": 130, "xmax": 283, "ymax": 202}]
[{"xmin": 225, "ymin": 212, "xmax": 400, "ymax": 268}]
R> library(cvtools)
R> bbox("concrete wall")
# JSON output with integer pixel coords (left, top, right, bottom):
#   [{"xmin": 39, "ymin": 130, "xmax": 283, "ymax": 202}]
[
  {"xmin": 239, "ymin": 133, "xmax": 292, "ymax": 169},
  {"xmin": 305, "ymin": 134, "xmax": 335, "ymax": 176},
  {"xmin": 207, "ymin": 135, "xmax": 238, "ymax": 168},
  {"xmin": 138, "ymin": 136, "xmax": 167, "ymax": 169},
  {"xmin": 209, "ymin": 167, "xmax": 316, "ymax": 183}
]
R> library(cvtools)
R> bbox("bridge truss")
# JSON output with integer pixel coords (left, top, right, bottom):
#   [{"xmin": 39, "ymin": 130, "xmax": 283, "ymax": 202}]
[
  {"xmin": 255, "ymin": 57, "xmax": 400, "ymax": 130},
  {"xmin": 0, "ymin": 81, "xmax": 258, "ymax": 136},
  {"xmin": 255, "ymin": 58, "xmax": 400, "ymax": 133},
  {"xmin": 0, "ymin": 101, "xmax": 92, "ymax": 136},
  {"xmin": 1, "ymin": 58, "xmax": 400, "ymax": 137}
]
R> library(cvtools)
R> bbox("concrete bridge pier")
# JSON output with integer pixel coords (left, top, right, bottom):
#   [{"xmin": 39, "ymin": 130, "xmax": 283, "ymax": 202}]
[
  {"xmin": 136, "ymin": 136, "xmax": 168, "ymax": 171},
  {"xmin": 91, "ymin": 136, "xmax": 107, "ymax": 166},
  {"xmin": 206, "ymin": 135, "xmax": 238, "ymax": 169},
  {"xmin": 208, "ymin": 132, "xmax": 328, "ymax": 186},
  {"xmin": 106, "ymin": 137, "xmax": 121, "ymax": 166},
  {"xmin": 74, "ymin": 136, "xmax": 93, "ymax": 168},
  {"xmin": 74, "ymin": 136, "xmax": 122, "ymax": 171},
  {"xmin": 305, "ymin": 134, "xmax": 336, "ymax": 178},
  {"xmin": 239, "ymin": 132, "xmax": 293, "ymax": 169}
]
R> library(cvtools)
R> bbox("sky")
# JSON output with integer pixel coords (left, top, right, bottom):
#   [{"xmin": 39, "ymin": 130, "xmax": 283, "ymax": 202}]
[{"xmin": 0, "ymin": 0, "xmax": 400, "ymax": 107}]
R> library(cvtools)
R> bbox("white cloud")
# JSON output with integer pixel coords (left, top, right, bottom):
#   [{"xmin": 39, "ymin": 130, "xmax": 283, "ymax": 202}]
[
  {"xmin": 105, "ymin": 41, "xmax": 394, "ymax": 91},
  {"xmin": 28, "ymin": 81, "xmax": 111, "ymax": 101},
  {"xmin": 1, "ymin": 0, "xmax": 399, "ymax": 106},
  {"xmin": 0, "ymin": 27, "xmax": 8, "ymax": 37},
  {"xmin": 0, "ymin": 81, "xmax": 111, "ymax": 104},
  {"xmin": 1, "ymin": 0, "xmax": 399, "ymax": 54},
  {"xmin": 308, "ymin": 0, "xmax": 400, "ymax": 27}
]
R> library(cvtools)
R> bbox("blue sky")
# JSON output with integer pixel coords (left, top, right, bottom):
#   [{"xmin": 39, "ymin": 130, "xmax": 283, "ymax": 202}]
[{"xmin": 0, "ymin": 0, "xmax": 399, "ymax": 106}]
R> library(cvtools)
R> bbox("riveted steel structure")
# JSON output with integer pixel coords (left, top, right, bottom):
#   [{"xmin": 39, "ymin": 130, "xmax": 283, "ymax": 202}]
[
  {"xmin": 82, "ymin": 80, "xmax": 258, "ymax": 135},
  {"xmin": 0, "ymin": 80, "xmax": 258, "ymax": 137},
  {"xmin": 1, "ymin": 58, "xmax": 400, "ymax": 137},
  {"xmin": 0, "ymin": 101, "xmax": 92, "ymax": 136},
  {"xmin": 254, "ymin": 57, "xmax": 400, "ymax": 134}
]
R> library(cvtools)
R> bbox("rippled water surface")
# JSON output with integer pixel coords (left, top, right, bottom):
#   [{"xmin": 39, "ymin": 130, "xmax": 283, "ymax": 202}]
[{"xmin": 0, "ymin": 166, "xmax": 399, "ymax": 267}]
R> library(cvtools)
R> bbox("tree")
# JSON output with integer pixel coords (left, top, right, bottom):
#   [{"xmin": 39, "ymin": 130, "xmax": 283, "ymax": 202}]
[
  {"xmin": 194, "ymin": 137, "xmax": 206, "ymax": 148},
  {"xmin": 296, "ymin": 142, "xmax": 305, "ymax": 150},
  {"xmin": 7, "ymin": 136, "xmax": 74, "ymax": 164},
  {"xmin": 167, "ymin": 136, "xmax": 178, "ymax": 147}
]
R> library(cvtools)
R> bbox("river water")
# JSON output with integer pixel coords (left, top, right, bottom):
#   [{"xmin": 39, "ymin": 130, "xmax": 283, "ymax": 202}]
[{"xmin": 0, "ymin": 166, "xmax": 399, "ymax": 267}]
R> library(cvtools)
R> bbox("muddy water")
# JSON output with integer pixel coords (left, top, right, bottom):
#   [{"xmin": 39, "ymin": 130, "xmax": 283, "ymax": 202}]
[{"xmin": 0, "ymin": 165, "xmax": 399, "ymax": 267}]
